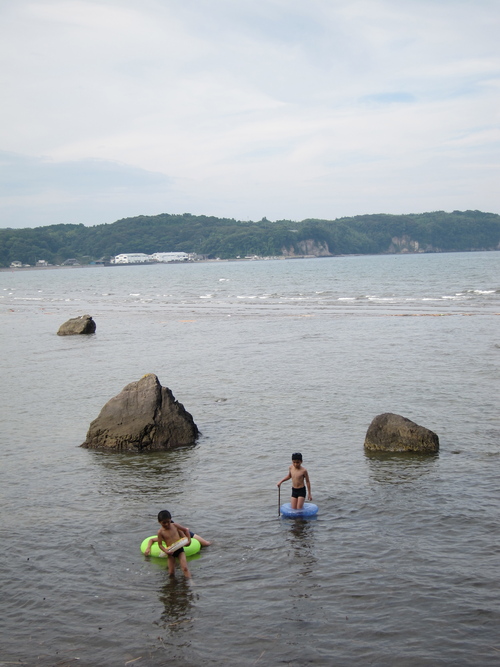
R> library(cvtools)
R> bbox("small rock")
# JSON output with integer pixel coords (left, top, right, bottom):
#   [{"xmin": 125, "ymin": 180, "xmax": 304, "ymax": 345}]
[{"xmin": 57, "ymin": 314, "xmax": 96, "ymax": 336}]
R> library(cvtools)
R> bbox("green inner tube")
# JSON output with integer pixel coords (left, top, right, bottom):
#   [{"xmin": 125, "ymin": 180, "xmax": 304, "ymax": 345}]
[{"xmin": 140, "ymin": 535, "xmax": 201, "ymax": 557}]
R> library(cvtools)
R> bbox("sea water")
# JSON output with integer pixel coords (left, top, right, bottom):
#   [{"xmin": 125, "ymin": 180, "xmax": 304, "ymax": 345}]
[{"xmin": 0, "ymin": 252, "xmax": 499, "ymax": 666}]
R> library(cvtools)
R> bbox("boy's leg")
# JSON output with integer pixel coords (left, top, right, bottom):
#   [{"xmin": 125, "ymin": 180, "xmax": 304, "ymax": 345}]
[
  {"xmin": 177, "ymin": 552, "xmax": 191, "ymax": 578},
  {"xmin": 167, "ymin": 554, "xmax": 176, "ymax": 576},
  {"xmin": 193, "ymin": 533, "xmax": 211, "ymax": 547},
  {"xmin": 291, "ymin": 488, "xmax": 306, "ymax": 509}
]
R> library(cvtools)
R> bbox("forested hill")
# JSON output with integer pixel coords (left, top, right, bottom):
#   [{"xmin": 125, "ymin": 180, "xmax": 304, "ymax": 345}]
[{"xmin": 1, "ymin": 210, "xmax": 499, "ymax": 267}]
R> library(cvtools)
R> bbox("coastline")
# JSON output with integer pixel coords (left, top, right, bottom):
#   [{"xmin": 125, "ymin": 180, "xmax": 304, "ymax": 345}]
[
  {"xmin": 1, "ymin": 248, "xmax": 497, "ymax": 272},
  {"xmin": 0, "ymin": 255, "xmax": 318, "ymax": 271}
]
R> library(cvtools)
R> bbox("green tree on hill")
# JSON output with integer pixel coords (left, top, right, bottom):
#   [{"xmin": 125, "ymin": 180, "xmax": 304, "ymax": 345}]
[{"xmin": 0, "ymin": 210, "xmax": 498, "ymax": 267}]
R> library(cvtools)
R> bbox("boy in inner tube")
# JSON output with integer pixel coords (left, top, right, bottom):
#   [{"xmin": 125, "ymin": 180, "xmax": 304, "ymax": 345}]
[{"xmin": 146, "ymin": 510, "xmax": 192, "ymax": 578}]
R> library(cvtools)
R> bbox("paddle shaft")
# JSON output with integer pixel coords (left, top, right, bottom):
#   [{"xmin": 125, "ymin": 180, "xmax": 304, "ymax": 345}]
[{"xmin": 278, "ymin": 485, "xmax": 281, "ymax": 516}]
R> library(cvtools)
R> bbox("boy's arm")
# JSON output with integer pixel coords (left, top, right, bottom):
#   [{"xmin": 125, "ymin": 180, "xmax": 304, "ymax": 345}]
[
  {"xmin": 173, "ymin": 520, "xmax": 188, "ymax": 534},
  {"xmin": 277, "ymin": 468, "xmax": 292, "ymax": 487},
  {"xmin": 144, "ymin": 536, "xmax": 157, "ymax": 556},
  {"xmin": 175, "ymin": 523, "xmax": 192, "ymax": 545},
  {"xmin": 157, "ymin": 529, "xmax": 170, "ymax": 556},
  {"xmin": 304, "ymin": 469, "xmax": 312, "ymax": 500}
]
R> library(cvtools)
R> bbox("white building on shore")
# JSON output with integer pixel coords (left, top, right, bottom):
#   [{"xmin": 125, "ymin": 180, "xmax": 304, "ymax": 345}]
[
  {"xmin": 150, "ymin": 252, "xmax": 190, "ymax": 263},
  {"xmin": 111, "ymin": 252, "xmax": 194, "ymax": 264},
  {"xmin": 112, "ymin": 253, "xmax": 151, "ymax": 264}
]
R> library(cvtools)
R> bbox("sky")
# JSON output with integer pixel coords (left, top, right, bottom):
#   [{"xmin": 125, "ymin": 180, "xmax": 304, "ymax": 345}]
[{"xmin": 0, "ymin": 0, "xmax": 499, "ymax": 228}]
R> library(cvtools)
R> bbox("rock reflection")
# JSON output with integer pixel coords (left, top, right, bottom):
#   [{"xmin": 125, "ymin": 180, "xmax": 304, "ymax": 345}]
[
  {"xmin": 364, "ymin": 450, "xmax": 438, "ymax": 485},
  {"xmin": 87, "ymin": 448, "xmax": 195, "ymax": 497},
  {"xmin": 157, "ymin": 576, "xmax": 196, "ymax": 631}
]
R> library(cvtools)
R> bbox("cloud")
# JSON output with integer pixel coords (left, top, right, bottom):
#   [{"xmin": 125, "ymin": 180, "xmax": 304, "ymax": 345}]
[
  {"xmin": 360, "ymin": 93, "xmax": 417, "ymax": 105},
  {"xmin": 0, "ymin": 0, "xmax": 499, "ymax": 227},
  {"xmin": 0, "ymin": 151, "xmax": 172, "ymax": 226},
  {"xmin": 0, "ymin": 151, "xmax": 170, "ymax": 196}
]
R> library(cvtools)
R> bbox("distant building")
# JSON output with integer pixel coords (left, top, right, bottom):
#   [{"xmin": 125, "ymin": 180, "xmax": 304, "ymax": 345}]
[
  {"xmin": 62, "ymin": 258, "xmax": 80, "ymax": 266},
  {"xmin": 112, "ymin": 253, "xmax": 151, "ymax": 264},
  {"xmin": 10, "ymin": 261, "xmax": 22, "ymax": 268},
  {"xmin": 36, "ymin": 260, "xmax": 49, "ymax": 267},
  {"xmin": 150, "ymin": 252, "xmax": 190, "ymax": 263}
]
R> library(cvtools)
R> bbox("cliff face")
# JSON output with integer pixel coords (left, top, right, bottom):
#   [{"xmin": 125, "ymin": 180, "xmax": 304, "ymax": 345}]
[
  {"xmin": 387, "ymin": 235, "xmax": 443, "ymax": 253},
  {"xmin": 280, "ymin": 233, "xmax": 497, "ymax": 257},
  {"xmin": 388, "ymin": 235, "xmax": 422, "ymax": 253},
  {"xmin": 282, "ymin": 239, "xmax": 332, "ymax": 257}
]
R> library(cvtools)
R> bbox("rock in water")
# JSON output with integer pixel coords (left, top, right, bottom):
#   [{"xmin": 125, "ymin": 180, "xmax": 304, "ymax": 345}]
[
  {"xmin": 81, "ymin": 374, "xmax": 199, "ymax": 452},
  {"xmin": 364, "ymin": 413, "xmax": 439, "ymax": 453},
  {"xmin": 57, "ymin": 315, "xmax": 96, "ymax": 335}
]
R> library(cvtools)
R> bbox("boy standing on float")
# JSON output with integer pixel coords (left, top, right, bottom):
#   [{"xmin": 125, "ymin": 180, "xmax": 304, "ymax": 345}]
[{"xmin": 276, "ymin": 453, "xmax": 312, "ymax": 509}]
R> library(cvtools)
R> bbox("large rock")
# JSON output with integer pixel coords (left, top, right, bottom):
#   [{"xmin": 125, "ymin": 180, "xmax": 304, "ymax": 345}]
[
  {"xmin": 81, "ymin": 374, "xmax": 199, "ymax": 452},
  {"xmin": 57, "ymin": 315, "xmax": 96, "ymax": 336},
  {"xmin": 364, "ymin": 413, "xmax": 439, "ymax": 453}
]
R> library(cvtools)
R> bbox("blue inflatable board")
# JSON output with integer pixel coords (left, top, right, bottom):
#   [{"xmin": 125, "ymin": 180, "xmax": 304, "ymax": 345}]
[{"xmin": 280, "ymin": 502, "xmax": 318, "ymax": 518}]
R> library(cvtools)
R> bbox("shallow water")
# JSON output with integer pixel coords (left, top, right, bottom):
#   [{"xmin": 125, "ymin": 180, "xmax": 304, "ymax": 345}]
[{"xmin": 0, "ymin": 252, "xmax": 499, "ymax": 665}]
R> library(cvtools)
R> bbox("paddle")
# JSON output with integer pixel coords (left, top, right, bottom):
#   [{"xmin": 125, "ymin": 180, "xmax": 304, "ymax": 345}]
[{"xmin": 278, "ymin": 485, "xmax": 281, "ymax": 517}]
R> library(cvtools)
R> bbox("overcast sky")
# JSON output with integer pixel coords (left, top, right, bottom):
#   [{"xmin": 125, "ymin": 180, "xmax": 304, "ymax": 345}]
[{"xmin": 1, "ymin": 0, "xmax": 499, "ymax": 228}]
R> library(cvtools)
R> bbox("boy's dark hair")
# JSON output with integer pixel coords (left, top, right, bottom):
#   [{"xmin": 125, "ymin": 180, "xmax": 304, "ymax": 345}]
[
  {"xmin": 158, "ymin": 510, "xmax": 172, "ymax": 522},
  {"xmin": 292, "ymin": 453, "xmax": 302, "ymax": 461}
]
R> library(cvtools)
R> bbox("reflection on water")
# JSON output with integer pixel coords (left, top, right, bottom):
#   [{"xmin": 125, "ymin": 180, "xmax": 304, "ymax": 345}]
[
  {"xmin": 282, "ymin": 518, "xmax": 320, "ymax": 636},
  {"xmin": 156, "ymin": 576, "xmax": 197, "ymax": 631},
  {"xmin": 284, "ymin": 518, "xmax": 317, "ymax": 574},
  {"xmin": 90, "ymin": 446, "xmax": 196, "ymax": 474},
  {"xmin": 2, "ymin": 253, "xmax": 499, "ymax": 666},
  {"xmin": 364, "ymin": 450, "xmax": 439, "ymax": 485},
  {"xmin": 89, "ymin": 448, "xmax": 196, "ymax": 497}
]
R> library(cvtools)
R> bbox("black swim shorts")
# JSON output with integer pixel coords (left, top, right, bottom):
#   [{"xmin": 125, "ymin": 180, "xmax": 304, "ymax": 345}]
[
  {"xmin": 291, "ymin": 486, "xmax": 306, "ymax": 498},
  {"xmin": 170, "ymin": 547, "xmax": 185, "ymax": 558}
]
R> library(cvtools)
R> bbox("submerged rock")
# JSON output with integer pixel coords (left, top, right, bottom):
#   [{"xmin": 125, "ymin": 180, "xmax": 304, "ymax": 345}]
[
  {"xmin": 57, "ymin": 314, "xmax": 96, "ymax": 336},
  {"xmin": 81, "ymin": 374, "xmax": 199, "ymax": 452},
  {"xmin": 364, "ymin": 413, "xmax": 439, "ymax": 453}
]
